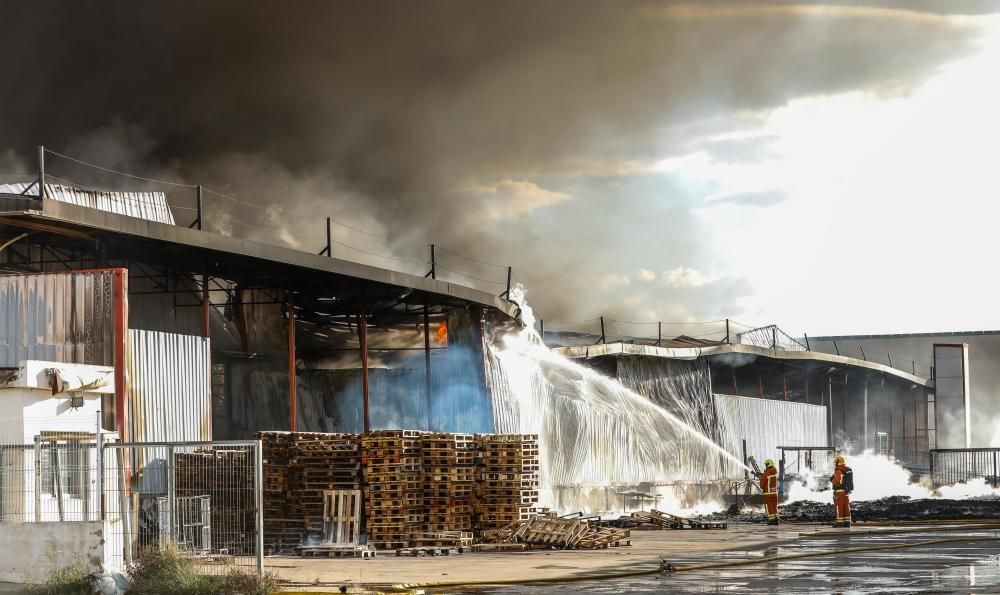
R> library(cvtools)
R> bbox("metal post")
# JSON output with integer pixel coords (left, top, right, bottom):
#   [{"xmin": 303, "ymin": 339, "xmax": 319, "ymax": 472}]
[
  {"xmin": 167, "ymin": 445, "xmax": 176, "ymax": 544},
  {"xmin": 52, "ymin": 445, "xmax": 64, "ymax": 521},
  {"xmin": 429, "ymin": 244, "xmax": 436, "ymax": 279},
  {"xmin": 827, "ymin": 374, "xmax": 834, "ymax": 446},
  {"xmin": 540, "ymin": 319, "xmax": 544, "ymax": 343},
  {"xmin": 117, "ymin": 447, "xmax": 132, "ymax": 565},
  {"xmin": 504, "ymin": 266, "xmax": 512, "ymax": 298},
  {"xmin": 859, "ymin": 345, "xmax": 867, "ymax": 361},
  {"xmin": 863, "ymin": 380, "xmax": 869, "ymax": 452},
  {"xmin": 254, "ymin": 441, "xmax": 264, "ymax": 575},
  {"xmin": 196, "ymin": 185, "xmax": 203, "ymax": 230},
  {"xmin": 359, "ymin": 310, "xmax": 370, "ymax": 433},
  {"xmin": 725, "ymin": 319, "xmax": 730, "ymax": 344},
  {"xmin": 772, "ymin": 326, "xmax": 777, "ymax": 350},
  {"xmin": 201, "ymin": 273, "xmax": 211, "ymax": 338},
  {"xmin": 423, "ymin": 304, "xmax": 432, "ymax": 430},
  {"xmin": 34, "ymin": 435, "xmax": 41, "ymax": 522},
  {"xmin": 833, "ymin": 340, "xmax": 840, "ymax": 356},
  {"xmin": 887, "ymin": 352, "xmax": 893, "ymax": 368},
  {"xmin": 657, "ymin": 322, "xmax": 662, "ymax": 347},
  {"xmin": 599, "ymin": 316, "xmax": 606, "ymax": 344},
  {"xmin": 804, "ymin": 333, "xmax": 811, "ymax": 351},
  {"xmin": 325, "ymin": 217, "xmax": 332, "ymax": 257},
  {"xmin": 37, "ymin": 146, "xmax": 45, "ymax": 199},
  {"xmin": 95, "ymin": 411, "xmax": 104, "ymax": 521},
  {"xmin": 741, "ymin": 439, "xmax": 749, "ymax": 482},
  {"xmin": 288, "ymin": 289, "xmax": 297, "ymax": 432}
]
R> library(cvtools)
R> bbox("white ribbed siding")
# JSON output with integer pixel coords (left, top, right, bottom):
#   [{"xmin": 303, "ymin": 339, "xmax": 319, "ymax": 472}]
[
  {"xmin": 714, "ymin": 394, "xmax": 828, "ymax": 478},
  {"xmin": 0, "ymin": 183, "xmax": 175, "ymax": 225},
  {"xmin": 126, "ymin": 329, "xmax": 211, "ymax": 443}
]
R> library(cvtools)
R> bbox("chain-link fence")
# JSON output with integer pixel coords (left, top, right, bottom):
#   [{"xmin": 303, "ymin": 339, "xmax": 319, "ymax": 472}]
[
  {"xmin": 0, "ymin": 413, "xmax": 262, "ymax": 576},
  {"xmin": 102, "ymin": 440, "xmax": 263, "ymax": 576},
  {"xmin": 0, "ymin": 414, "xmax": 103, "ymax": 524}
]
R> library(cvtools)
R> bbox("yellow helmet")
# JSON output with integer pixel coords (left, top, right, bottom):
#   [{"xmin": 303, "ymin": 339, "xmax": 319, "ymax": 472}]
[
  {"xmin": 764, "ymin": 459, "xmax": 775, "ymax": 468},
  {"xmin": 835, "ymin": 455, "xmax": 846, "ymax": 465}
]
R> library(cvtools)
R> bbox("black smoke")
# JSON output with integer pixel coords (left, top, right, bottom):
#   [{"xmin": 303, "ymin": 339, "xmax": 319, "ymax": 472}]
[{"xmin": 0, "ymin": 1, "xmax": 989, "ymax": 322}]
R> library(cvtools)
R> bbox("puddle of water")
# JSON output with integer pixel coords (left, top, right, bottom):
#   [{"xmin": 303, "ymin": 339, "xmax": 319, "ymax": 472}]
[{"xmin": 460, "ymin": 530, "xmax": 1000, "ymax": 595}]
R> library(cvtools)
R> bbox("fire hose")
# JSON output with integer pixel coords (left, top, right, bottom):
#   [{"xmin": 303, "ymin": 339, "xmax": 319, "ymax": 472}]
[{"xmin": 369, "ymin": 532, "xmax": 1000, "ymax": 592}]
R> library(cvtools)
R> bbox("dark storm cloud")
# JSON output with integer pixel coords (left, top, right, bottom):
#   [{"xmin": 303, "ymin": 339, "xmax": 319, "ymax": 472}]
[{"xmin": 0, "ymin": 1, "xmax": 990, "ymax": 320}]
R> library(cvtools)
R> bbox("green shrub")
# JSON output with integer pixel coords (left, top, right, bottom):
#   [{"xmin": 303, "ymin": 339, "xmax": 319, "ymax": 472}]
[
  {"xmin": 25, "ymin": 554, "xmax": 98, "ymax": 595},
  {"xmin": 126, "ymin": 545, "xmax": 278, "ymax": 595}
]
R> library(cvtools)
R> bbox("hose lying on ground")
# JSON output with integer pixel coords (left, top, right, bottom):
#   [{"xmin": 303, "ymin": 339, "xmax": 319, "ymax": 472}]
[{"xmin": 378, "ymin": 533, "xmax": 1000, "ymax": 592}]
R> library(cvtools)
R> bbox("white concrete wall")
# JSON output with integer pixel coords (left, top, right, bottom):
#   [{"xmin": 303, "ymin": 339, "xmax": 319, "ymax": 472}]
[{"xmin": 0, "ymin": 521, "xmax": 104, "ymax": 583}]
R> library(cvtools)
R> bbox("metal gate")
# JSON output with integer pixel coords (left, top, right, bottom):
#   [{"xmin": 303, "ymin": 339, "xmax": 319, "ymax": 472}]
[
  {"xmin": 102, "ymin": 440, "xmax": 263, "ymax": 575},
  {"xmin": 929, "ymin": 448, "xmax": 1000, "ymax": 488}
]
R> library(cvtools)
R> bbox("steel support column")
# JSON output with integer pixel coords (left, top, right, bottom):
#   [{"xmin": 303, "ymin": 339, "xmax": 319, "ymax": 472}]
[
  {"xmin": 863, "ymin": 379, "xmax": 869, "ymax": 452},
  {"xmin": 288, "ymin": 289, "xmax": 297, "ymax": 432},
  {"xmin": 359, "ymin": 310, "xmax": 371, "ymax": 433},
  {"xmin": 113, "ymin": 269, "xmax": 128, "ymax": 441},
  {"xmin": 201, "ymin": 273, "xmax": 211, "ymax": 338},
  {"xmin": 424, "ymin": 303, "xmax": 432, "ymax": 430}
]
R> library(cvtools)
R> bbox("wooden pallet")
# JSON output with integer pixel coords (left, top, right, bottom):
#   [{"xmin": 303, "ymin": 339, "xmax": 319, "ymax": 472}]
[
  {"xmin": 630, "ymin": 509, "xmax": 727, "ymax": 530},
  {"xmin": 296, "ymin": 544, "xmax": 376, "ymax": 559},
  {"xmin": 395, "ymin": 546, "xmax": 465, "ymax": 556},
  {"xmin": 472, "ymin": 542, "xmax": 528, "ymax": 552},
  {"xmin": 322, "ymin": 489, "xmax": 362, "ymax": 545}
]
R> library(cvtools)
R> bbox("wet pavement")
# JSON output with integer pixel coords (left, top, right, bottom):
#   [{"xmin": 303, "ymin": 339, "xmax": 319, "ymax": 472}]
[{"xmin": 468, "ymin": 528, "xmax": 1000, "ymax": 594}]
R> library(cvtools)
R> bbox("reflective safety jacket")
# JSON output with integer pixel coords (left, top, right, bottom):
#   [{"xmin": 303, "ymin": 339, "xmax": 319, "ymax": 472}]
[
  {"xmin": 760, "ymin": 466, "xmax": 778, "ymax": 496},
  {"xmin": 831, "ymin": 464, "xmax": 853, "ymax": 493}
]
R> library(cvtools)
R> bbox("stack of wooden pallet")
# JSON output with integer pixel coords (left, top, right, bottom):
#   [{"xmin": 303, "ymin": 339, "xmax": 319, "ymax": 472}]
[
  {"xmin": 174, "ymin": 449, "xmax": 256, "ymax": 554},
  {"xmin": 474, "ymin": 434, "xmax": 540, "ymax": 532},
  {"xmin": 474, "ymin": 515, "xmax": 631, "ymax": 550},
  {"xmin": 258, "ymin": 431, "xmax": 362, "ymax": 552},
  {"xmin": 291, "ymin": 432, "xmax": 362, "ymax": 541},
  {"xmin": 422, "ymin": 432, "xmax": 475, "ymax": 533},
  {"xmin": 258, "ymin": 432, "xmax": 302, "ymax": 553},
  {"xmin": 362, "ymin": 430, "xmax": 425, "ymax": 549}
]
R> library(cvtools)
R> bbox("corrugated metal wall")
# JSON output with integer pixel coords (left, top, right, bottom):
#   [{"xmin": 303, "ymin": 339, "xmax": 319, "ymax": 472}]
[
  {"xmin": 0, "ymin": 271, "xmax": 116, "ymax": 367},
  {"xmin": 714, "ymin": 394, "xmax": 828, "ymax": 478},
  {"xmin": 126, "ymin": 329, "xmax": 211, "ymax": 442},
  {"xmin": 0, "ymin": 183, "xmax": 175, "ymax": 225}
]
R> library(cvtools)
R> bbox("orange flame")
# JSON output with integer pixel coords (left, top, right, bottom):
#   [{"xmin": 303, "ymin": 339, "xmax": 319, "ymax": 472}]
[{"xmin": 436, "ymin": 320, "xmax": 448, "ymax": 345}]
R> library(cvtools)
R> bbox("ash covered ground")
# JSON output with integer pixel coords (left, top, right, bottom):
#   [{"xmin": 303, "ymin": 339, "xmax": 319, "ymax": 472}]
[{"xmin": 700, "ymin": 495, "xmax": 1000, "ymax": 523}]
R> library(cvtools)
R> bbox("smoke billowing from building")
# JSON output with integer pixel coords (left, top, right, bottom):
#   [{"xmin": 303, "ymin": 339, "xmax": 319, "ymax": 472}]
[{"xmin": 0, "ymin": 1, "xmax": 989, "ymax": 322}]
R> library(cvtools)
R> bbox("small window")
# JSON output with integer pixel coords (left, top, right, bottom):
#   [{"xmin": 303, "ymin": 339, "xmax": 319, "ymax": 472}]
[{"xmin": 38, "ymin": 440, "xmax": 89, "ymax": 498}]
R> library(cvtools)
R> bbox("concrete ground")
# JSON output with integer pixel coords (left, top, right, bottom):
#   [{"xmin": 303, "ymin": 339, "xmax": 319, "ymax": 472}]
[
  {"xmin": 271, "ymin": 523, "xmax": 798, "ymax": 592},
  {"xmin": 272, "ymin": 522, "xmax": 1000, "ymax": 593}
]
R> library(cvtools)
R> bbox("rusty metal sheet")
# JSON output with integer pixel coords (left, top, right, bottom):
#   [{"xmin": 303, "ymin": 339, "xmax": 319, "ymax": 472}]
[{"xmin": 0, "ymin": 271, "xmax": 116, "ymax": 368}]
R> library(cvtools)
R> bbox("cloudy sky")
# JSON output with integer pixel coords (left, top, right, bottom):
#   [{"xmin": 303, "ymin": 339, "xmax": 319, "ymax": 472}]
[{"xmin": 1, "ymin": 1, "xmax": 999, "ymax": 337}]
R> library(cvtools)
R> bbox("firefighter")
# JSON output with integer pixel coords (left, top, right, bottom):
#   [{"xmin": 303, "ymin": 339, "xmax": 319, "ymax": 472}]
[
  {"xmin": 760, "ymin": 458, "xmax": 779, "ymax": 525},
  {"xmin": 830, "ymin": 455, "xmax": 853, "ymax": 527}
]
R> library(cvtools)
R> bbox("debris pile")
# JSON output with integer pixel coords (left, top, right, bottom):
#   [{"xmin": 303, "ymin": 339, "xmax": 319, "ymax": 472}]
[
  {"xmin": 704, "ymin": 495, "xmax": 1000, "ymax": 524},
  {"xmin": 475, "ymin": 515, "xmax": 630, "ymax": 551}
]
